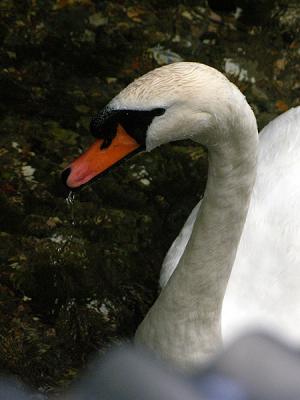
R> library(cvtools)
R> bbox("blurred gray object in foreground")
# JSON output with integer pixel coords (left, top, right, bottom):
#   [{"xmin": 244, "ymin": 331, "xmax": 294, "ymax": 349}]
[
  {"xmin": 201, "ymin": 332, "xmax": 300, "ymax": 400},
  {"xmin": 0, "ymin": 376, "xmax": 45, "ymax": 400},
  {"xmin": 2, "ymin": 332, "xmax": 300, "ymax": 399},
  {"xmin": 68, "ymin": 331, "xmax": 300, "ymax": 400},
  {"xmin": 68, "ymin": 345, "xmax": 201, "ymax": 400}
]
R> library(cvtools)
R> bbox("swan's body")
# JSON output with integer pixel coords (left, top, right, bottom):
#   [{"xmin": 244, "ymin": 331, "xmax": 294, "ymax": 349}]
[
  {"xmin": 64, "ymin": 62, "xmax": 300, "ymax": 370},
  {"xmin": 161, "ymin": 106, "xmax": 300, "ymax": 347}
]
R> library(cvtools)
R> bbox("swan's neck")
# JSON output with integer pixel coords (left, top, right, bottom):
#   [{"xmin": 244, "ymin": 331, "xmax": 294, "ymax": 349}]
[{"xmin": 135, "ymin": 104, "xmax": 258, "ymax": 369}]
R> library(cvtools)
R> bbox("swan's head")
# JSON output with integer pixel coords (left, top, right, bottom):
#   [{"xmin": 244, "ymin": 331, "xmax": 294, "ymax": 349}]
[{"xmin": 62, "ymin": 62, "xmax": 252, "ymax": 189}]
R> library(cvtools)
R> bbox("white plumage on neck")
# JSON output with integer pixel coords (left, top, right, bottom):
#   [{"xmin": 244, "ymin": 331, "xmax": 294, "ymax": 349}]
[
  {"xmin": 111, "ymin": 62, "xmax": 259, "ymax": 368},
  {"xmin": 159, "ymin": 100, "xmax": 300, "ymax": 350}
]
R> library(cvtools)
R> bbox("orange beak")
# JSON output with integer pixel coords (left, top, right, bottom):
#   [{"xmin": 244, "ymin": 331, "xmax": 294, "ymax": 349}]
[{"xmin": 62, "ymin": 124, "xmax": 142, "ymax": 189}]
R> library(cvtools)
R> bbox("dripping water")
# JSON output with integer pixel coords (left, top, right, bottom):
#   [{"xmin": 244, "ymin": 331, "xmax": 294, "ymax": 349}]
[
  {"xmin": 66, "ymin": 191, "xmax": 77, "ymax": 227},
  {"xmin": 50, "ymin": 191, "xmax": 78, "ymax": 312}
]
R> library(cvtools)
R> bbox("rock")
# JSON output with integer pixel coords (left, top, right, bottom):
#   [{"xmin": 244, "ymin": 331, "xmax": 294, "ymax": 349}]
[
  {"xmin": 148, "ymin": 45, "xmax": 183, "ymax": 65},
  {"xmin": 89, "ymin": 12, "xmax": 108, "ymax": 27}
]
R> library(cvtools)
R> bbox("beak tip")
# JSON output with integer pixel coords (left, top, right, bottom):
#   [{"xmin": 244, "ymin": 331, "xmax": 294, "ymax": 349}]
[{"xmin": 61, "ymin": 167, "xmax": 71, "ymax": 188}]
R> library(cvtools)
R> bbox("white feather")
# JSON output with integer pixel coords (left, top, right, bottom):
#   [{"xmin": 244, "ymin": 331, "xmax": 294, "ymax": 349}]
[{"xmin": 160, "ymin": 106, "xmax": 300, "ymax": 344}]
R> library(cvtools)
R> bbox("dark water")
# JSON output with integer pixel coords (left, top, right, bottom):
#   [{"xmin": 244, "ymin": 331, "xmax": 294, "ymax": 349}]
[{"xmin": 0, "ymin": 0, "xmax": 299, "ymax": 392}]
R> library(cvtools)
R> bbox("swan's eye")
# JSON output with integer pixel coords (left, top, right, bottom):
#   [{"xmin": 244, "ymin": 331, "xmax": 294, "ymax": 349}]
[{"xmin": 90, "ymin": 108, "xmax": 165, "ymax": 149}]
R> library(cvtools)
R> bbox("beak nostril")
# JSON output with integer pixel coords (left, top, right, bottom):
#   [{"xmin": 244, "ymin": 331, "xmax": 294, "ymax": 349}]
[{"xmin": 61, "ymin": 167, "xmax": 71, "ymax": 187}]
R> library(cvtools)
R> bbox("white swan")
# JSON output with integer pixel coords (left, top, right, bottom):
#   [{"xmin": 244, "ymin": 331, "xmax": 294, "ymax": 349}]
[{"xmin": 63, "ymin": 62, "xmax": 300, "ymax": 369}]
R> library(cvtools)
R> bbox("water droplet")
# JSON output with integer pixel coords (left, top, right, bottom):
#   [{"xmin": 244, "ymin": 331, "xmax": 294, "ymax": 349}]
[
  {"xmin": 66, "ymin": 191, "xmax": 76, "ymax": 206},
  {"xmin": 66, "ymin": 191, "xmax": 77, "ymax": 226}
]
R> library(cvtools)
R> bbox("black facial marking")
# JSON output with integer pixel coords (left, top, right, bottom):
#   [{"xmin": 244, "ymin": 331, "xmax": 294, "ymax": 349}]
[{"xmin": 90, "ymin": 107, "xmax": 165, "ymax": 149}]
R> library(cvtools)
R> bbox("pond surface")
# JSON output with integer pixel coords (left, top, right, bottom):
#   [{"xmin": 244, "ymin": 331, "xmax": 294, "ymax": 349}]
[{"xmin": 0, "ymin": 0, "xmax": 299, "ymax": 393}]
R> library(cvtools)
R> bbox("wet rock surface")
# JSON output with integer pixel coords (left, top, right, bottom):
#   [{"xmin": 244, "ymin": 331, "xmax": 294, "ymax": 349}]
[{"xmin": 0, "ymin": 0, "xmax": 300, "ymax": 393}]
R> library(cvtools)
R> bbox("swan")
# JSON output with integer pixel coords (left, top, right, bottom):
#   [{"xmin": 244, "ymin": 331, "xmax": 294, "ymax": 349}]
[{"xmin": 62, "ymin": 62, "xmax": 300, "ymax": 369}]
